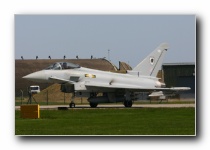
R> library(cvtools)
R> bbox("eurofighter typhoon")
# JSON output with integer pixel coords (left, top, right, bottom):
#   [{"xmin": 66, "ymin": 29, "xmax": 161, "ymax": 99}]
[{"xmin": 23, "ymin": 43, "xmax": 190, "ymax": 108}]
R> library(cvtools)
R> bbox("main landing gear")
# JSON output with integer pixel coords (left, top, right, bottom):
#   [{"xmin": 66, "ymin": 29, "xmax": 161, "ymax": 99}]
[
  {"xmin": 123, "ymin": 100, "xmax": 133, "ymax": 107},
  {"xmin": 123, "ymin": 91, "xmax": 133, "ymax": 107},
  {"xmin": 88, "ymin": 92, "xmax": 98, "ymax": 108},
  {"xmin": 89, "ymin": 102, "xmax": 98, "ymax": 108}
]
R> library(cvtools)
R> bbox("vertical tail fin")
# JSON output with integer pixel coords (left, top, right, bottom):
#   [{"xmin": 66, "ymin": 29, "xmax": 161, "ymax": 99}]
[{"xmin": 132, "ymin": 43, "xmax": 169, "ymax": 77}]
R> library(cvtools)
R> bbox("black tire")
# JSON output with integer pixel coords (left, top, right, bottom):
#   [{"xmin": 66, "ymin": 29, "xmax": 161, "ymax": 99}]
[
  {"xmin": 90, "ymin": 102, "xmax": 98, "ymax": 108},
  {"xmin": 124, "ymin": 100, "xmax": 133, "ymax": 107},
  {"xmin": 69, "ymin": 102, "xmax": 75, "ymax": 108}
]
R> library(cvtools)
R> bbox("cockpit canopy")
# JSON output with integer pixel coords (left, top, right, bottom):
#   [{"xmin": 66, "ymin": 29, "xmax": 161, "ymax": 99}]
[{"xmin": 45, "ymin": 62, "xmax": 80, "ymax": 70}]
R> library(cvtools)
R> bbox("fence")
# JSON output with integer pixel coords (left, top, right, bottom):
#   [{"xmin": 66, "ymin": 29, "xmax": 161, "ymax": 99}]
[{"xmin": 15, "ymin": 89, "xmax": 89, "ymax": 105}]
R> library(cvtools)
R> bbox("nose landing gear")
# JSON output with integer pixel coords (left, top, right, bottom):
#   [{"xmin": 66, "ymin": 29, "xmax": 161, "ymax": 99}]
[
  {"xmin": 69, "ymin": 93, "xmax": 76, "ymax": 108},
  {"xmin": 69, "ymin": 102, "xmax": 75, "ymax": 108}
]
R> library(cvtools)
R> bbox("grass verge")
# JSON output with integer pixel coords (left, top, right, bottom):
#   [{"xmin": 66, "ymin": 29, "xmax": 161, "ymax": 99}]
[{"xmin": 15, "ymin": 108, "xmax": 195, "ymax": 136}]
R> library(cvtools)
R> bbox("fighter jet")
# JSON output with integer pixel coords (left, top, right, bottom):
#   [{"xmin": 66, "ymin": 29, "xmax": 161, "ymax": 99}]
[{"xmin": 23, "ymin": 43, "xmax": 190, "ymax": 108}]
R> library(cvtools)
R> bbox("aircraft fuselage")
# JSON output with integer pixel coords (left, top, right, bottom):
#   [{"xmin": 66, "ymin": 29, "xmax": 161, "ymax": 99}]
[{"xmin": 24, "ymin": 67, "xmax": 161, "ymax": 93}]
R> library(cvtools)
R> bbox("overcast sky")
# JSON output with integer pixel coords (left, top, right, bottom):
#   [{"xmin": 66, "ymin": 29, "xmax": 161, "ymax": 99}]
[{"xmin": 15, "ymin": 15, "xmax": 195, "ymax": 68}]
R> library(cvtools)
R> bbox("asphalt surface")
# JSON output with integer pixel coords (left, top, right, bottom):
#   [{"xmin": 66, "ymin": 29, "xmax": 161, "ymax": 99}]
[{"xmin": 15, "ymin": 103, "xmax": 195, "ymax": 110}]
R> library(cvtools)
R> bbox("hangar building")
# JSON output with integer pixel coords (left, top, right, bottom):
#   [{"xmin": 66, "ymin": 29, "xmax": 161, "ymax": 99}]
[{"xmin": 162, "ymin": 63, "xmax": 195, "ymax": 99}]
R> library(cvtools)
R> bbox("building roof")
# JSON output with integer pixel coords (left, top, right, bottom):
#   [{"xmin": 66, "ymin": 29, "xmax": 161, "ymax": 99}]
[{"xmin": 163, "ymin": 62, "xmax": 195, "ymax": 66}]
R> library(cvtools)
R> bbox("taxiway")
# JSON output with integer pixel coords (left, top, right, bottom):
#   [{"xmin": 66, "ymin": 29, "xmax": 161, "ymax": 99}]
[{"xmin": 15, "ymin": 103, "xmax": 195, "ymax": 110}]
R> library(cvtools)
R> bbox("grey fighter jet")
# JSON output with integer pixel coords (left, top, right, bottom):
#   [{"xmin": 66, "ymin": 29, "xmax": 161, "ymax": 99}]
[{"xmin": 23, "ymin": 43, "xmax": 190, "ymax": 108}]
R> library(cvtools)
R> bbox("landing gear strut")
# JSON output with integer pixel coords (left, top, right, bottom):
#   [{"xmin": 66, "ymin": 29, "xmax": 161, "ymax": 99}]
[{"xmin": 69, "ymin": 92, "xmax": 76, "ymax": 108}]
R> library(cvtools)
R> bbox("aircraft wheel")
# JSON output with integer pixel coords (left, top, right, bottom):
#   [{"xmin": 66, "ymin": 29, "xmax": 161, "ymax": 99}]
[
  {"xmin": 90, "ymin": 102, "xmax": 98, "ymax": 108},
  {"xmin": 69, "ymin": 102, "xmax": 75, "ymax": 108},
  {"xmin": 124, "ymin": 100, "xmax": 133, "ymax": 107}
]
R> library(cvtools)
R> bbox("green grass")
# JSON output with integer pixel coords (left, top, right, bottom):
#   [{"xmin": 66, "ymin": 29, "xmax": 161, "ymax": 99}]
[{"xmin": 15, "ymin": 108, "xmax": 195, "ymax": 135}]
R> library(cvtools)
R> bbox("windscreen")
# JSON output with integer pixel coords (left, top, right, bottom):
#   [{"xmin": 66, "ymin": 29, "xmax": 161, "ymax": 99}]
[{"xmin": 45, "ymin": 62, "xmax": 80, "ymax": 70}]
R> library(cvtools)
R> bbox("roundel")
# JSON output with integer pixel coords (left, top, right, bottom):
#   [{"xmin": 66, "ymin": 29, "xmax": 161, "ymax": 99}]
[{"xmin": 150, "ymin": 57, "xmax": 155, "ymax": 65}]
